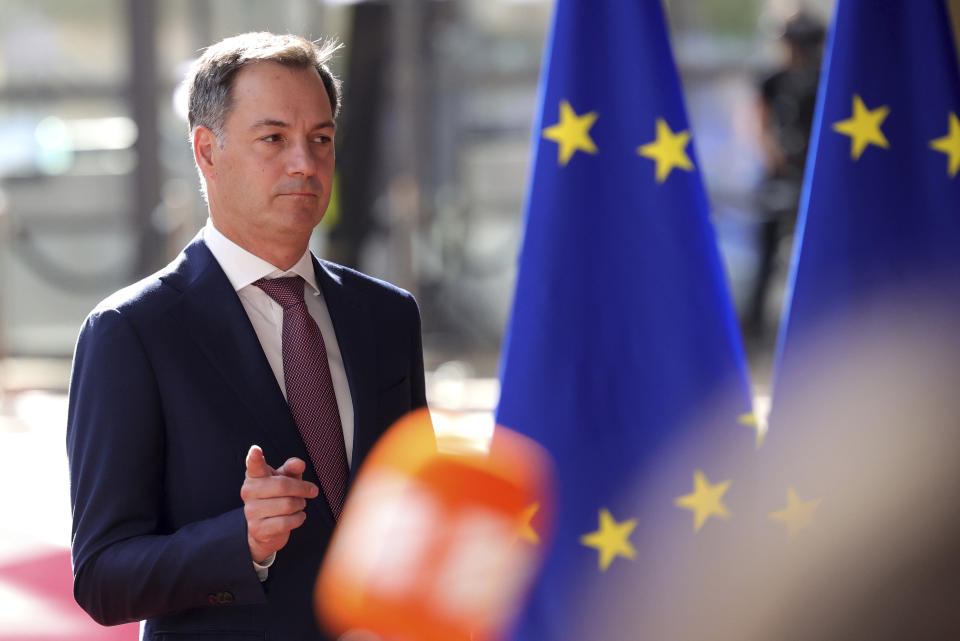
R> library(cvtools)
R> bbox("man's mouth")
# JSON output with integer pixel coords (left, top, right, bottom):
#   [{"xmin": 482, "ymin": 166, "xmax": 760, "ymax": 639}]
[{"xmin": 279, "ymin": 192, "xmax": 318, "ymax": 198}]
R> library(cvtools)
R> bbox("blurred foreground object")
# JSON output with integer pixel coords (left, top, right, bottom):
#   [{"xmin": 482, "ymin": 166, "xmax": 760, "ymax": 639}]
[
  {"xmin": 495, "ymin": 1, "xmax": 755, "ymax": 639},
  {"xmin": 315, "ymin": 408, "xmax": 552, "ymax": 641},
  {"xmin": 753, "ymin": 306, "xmax": 960, "ymax": 640}
]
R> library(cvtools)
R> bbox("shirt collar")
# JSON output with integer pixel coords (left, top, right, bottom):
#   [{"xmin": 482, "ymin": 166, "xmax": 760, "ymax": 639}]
[{"xmin": 202, "ymin": 219, "xmax": 321, "ymax": 296}]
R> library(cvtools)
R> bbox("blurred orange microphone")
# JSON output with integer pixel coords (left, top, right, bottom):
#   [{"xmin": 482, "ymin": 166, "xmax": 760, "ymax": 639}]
[{"xmin": 315, "ymin": 408, "xmax": 553, "ymax": 641}]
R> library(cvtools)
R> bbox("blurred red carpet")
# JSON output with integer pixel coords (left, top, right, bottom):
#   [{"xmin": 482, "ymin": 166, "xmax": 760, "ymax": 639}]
[{"xmin": 0, "ymin": 548, "xmax": 138, "ymax": 640}]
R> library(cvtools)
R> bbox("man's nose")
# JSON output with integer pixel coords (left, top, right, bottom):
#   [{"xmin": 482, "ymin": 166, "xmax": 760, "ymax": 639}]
[{"xmin": 286, "ymin": 140, "xmax": 318, "ymax": 177}]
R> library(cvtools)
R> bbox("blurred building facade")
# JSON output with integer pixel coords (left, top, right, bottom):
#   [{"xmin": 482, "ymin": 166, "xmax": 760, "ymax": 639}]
[{"xmin": 0, "ymin": 0, "xmax": 912, "ymax": 386}]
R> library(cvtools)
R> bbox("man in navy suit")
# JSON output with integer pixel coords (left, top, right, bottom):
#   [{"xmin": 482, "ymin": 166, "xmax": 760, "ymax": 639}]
[{"xmin": 67, "ymin": 32, "xmax": 427, "ymax": 639}]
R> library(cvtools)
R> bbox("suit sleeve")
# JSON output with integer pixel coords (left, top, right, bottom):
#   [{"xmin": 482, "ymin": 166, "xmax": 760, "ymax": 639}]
[{"xmin": 66, "ymin": 307, "xmax": 265, "ymax": 626}]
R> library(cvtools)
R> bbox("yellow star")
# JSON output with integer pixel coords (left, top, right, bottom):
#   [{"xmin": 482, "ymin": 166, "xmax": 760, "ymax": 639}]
[
  {"xmin": 738, "ymin": 411, "xmax": 767, "ymax": 449},
  {"xmin": 930, "ymin": 112, "xmax": 960, "ymax": 178},
  {"xmin": 832, "ymin": 94, "xmax": 890, "ymax": 160},
  {"xmin": 580, "ymin": 508, "xmax": 637, "ymax": 571},
  {"xmin": 542, "ymin": 100, "xmax": 598, "ymax": 166},
  {"xmin": 637, "ymin": 118, "xmax": 694, "ymax": 182},
  {"xmin": 517, "ymin": 502, "xmax": 540, "ymax": 545},
  {"xmin": 674, "ymin": 470, "xmax": 731, "ymax": 532},
  {"xmin": 768, "ymin": 487, "xmax": 822, "ymax": 539}
]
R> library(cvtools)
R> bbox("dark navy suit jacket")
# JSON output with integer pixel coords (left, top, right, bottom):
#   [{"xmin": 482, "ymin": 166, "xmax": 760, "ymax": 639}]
[{"xmin": 67, "ymin": 235, "xmax": 427, "ymax": 639}]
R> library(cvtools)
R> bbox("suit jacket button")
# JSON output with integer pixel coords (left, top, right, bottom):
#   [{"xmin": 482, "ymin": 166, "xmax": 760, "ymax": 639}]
[{"xmin": 208, "ymin": 591, "xmax": 234, "ymax": 605}]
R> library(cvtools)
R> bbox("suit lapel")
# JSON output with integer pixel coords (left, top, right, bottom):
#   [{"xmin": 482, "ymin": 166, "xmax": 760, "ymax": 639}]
[
  {"xmin": 313, "ymin": 258, "xmax": 378, "ymax": 483},
  {"xmin": 165, "ymin": 238, "xmax": 335, "ymax": 528}
]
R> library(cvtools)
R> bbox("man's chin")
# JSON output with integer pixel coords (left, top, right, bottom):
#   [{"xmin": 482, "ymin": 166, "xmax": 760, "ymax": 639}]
[{"xmin": 267, "ymin": 208, "xmax": 326, "ymax": 238}]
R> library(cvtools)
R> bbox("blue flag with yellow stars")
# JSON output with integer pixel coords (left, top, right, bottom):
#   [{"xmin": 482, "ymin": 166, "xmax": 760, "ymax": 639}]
[
  {"xmin": 756, "ymin": 2, "xmax": 960, "ymax": 634},
  {"xmin": 495, "ymin": 1, "xmax": 756, "ymax": 639},
  {"xmin": 772, "ymin": 0, "xmax": 960, "ymax": 372}
]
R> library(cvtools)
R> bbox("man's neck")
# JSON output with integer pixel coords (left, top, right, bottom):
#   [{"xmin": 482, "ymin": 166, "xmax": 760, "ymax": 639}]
[{"xmin": 207, "ymin": 217, "xmax": 308, "ymax": 271}]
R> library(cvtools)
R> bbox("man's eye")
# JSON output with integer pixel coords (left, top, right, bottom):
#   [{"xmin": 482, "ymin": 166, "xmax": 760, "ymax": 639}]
[
  {"xmin": 262, "ymin": 134, "xmax": 282, "ymax": 143},
  {"xmin": 313, "ymin": 135, "xmax": 332, "ymax": 144}
]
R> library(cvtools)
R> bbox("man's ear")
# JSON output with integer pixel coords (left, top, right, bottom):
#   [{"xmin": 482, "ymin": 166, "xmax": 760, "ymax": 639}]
[{"xmin": 193, "ymin": 126, "xmax": 218, "ymax": 180}]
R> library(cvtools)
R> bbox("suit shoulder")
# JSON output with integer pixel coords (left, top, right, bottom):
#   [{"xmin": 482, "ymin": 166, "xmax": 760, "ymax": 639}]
[
  {"xmin": 88, "ymin": 234, "xmax": 213, "ymax": 321},
  {"xmin": 88, "ymin": 236, "xmax": 208, "ymax": 321},
  {"xmin": 320, "ymin": 260, "xmax": 416, "ymax": 303},
  {"xmin": 87, "ymin": 269, "xmax": 177, "ymax": 325}
]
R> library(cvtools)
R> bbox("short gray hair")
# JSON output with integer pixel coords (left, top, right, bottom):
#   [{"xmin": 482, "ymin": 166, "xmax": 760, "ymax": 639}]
[{"xmin": 187, "ymin": 32, "xmax": 342, "ymax": 143}]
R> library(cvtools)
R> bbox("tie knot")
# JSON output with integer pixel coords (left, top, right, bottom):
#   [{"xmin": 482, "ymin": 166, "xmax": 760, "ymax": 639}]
[{"xmin": 254, "ymin": 276, "xmax": 306, "ymax": 310}]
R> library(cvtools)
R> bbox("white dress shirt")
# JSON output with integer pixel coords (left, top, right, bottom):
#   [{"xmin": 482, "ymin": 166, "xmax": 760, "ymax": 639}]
[{"xmin": 202, "ymin": 220, "xmax": 355, "ymax": 580}]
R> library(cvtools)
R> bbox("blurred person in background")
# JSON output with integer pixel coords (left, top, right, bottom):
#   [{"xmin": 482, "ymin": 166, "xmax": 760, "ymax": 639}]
[
  {"xmin": 66, "ymin": 32, "xmax": 426, "ymax": 640},
  {"xmin": 746, "ymin": 11, "xmax": 825, "ymax": 338}
]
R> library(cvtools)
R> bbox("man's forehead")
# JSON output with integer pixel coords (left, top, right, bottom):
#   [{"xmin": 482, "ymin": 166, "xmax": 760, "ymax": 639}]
[
  {"xmin": 229, "ymin": 63, "xmax": 333, "ymax": 120},
  {"xmin": 231, "ymin": 62, "xmax": 328, "ymax": 98}
]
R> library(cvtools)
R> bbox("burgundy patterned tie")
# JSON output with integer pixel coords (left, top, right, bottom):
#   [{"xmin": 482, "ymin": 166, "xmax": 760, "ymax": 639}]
[{"xmin": 254, "ymin": 276, "xmax": 348, "ymax": 518}]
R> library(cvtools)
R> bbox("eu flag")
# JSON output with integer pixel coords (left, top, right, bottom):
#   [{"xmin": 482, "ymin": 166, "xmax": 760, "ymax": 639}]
[
  {"xmin": 496, "ymin": 1, "xmax": 754, "ymax": 638},
  {"xmin": 757, "ymin": 2, "xmax": 960, "ymax": 634},
  {"xmin": 772, "ymin": 0, "xmax": 960, "ymax": 385}
]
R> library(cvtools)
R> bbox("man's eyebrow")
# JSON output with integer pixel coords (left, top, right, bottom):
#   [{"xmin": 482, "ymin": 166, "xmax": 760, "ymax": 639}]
[
  {"xmin": 250, "ymin": 118, "xmax": 289, "ymax": 129},
  {"xmin": 249, "ymin": 118, "xmax": 336, "ymax": 130}
]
